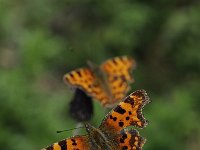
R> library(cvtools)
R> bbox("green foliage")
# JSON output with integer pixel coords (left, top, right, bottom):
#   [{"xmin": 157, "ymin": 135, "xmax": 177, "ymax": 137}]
[{"xmin": 0, "ymin": 0, "xmax": 199, "ymax": 150}]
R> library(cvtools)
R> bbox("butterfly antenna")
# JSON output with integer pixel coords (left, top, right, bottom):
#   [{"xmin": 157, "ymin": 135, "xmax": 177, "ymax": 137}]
[{"xmin": 56, "ymin": 126, "xmax": 85, "ymax": 133}]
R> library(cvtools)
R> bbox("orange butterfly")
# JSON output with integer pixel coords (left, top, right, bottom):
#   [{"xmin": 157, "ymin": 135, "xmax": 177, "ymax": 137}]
[
  {"xmin": 63, "ymin": 56, "xmax": 136, "ymax": 107},
  {"xmin": 42, "ymin": 90, "xmax": 150, "ymax": 150}
]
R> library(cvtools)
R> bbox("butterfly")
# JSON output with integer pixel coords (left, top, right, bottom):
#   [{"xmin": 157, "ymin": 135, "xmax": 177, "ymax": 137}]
[
  {"xmin": 42, "ymin": 89, "xmax": 150, "ymax": 150},
  {"xmin": 63, "ymin": 56, "xmax": 136, "ymax": 107}
]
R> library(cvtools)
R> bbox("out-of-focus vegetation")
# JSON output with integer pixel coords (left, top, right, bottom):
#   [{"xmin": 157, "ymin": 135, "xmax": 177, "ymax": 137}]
[{"xmin": 0, "ymin": 0, "xmax": 200, "ymax": 150}]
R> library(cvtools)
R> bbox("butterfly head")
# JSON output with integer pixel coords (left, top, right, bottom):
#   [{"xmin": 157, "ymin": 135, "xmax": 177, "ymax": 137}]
[
  {"xmin": 84, "ymin": 122, "xmax": 96, "ymax": 134},
  {"xmin": 84, "ymin": 123, "xmax": 107, "ymax": 141},
  {"xmin": 86, "ymin": 60, "xmax": 97, "ymax": 69},
  {"xmin": 87, "ymin": 60, "xmax": 102, "ymax": 75},
  {"xmin": 84, "ymin": 122, "xmax": 117, "ymax": 149}
]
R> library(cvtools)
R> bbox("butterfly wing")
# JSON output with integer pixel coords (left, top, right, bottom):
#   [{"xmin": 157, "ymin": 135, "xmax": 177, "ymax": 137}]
[
  {"xmin": 63, "ymin": 68, "xmax": 109, "ymax": 105},
  {"xmin": 118, "ymin": 129, "xmax": 146, "ymax": 150},
  {"xmin": 69, "ymin": 89, "xmax": 93, "ymax": 122},
  {"xmin": 101, "ymin": 56, "xmax": 136, "ymax": 103},
  {"xmin": 42, "ymin": 135, "xmax": 91, "ymax": 150},
  {"xmin": 99, "ymin": 90, "xmax": 150, "ymax": 133}
]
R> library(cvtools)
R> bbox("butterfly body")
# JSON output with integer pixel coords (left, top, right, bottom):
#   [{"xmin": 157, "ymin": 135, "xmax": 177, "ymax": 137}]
[
  {"xmin": 87, "ymin": 61, "xmax": 111, "ymax": 96},
  {"xmin": 64, "ymin": 56, "xmax": 136, "ymax": 107},
  {"xmin": 88, "ymin": 63, "xmax": 114, "ymax": 105},
  {"xmin": 85, "ymin": 123, "xmax": 118, "ymax": 150},
  {"xmin": 42, "ymin": 90, "xmax": 150, "ymax": 150}
]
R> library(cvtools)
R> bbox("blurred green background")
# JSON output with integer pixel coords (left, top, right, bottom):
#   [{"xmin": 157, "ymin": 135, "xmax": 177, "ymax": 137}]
[{"xmin": 0, "ymin": 0, "xmax": 200, "ymax": 150}]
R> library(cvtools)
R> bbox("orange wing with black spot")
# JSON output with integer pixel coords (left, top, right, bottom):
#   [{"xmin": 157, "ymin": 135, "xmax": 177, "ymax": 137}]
[
  {"xmin": 118, "ymin": 129, "xmax": 146, "ymax": 150},
  {"xmin": 64, "ymin": 56, "xmax": 136, "ymax": 107},
  {"xmin": 42, "ymin": 135, "xmax": 91, "ymax": 150},
  {"xmin": 101, "ymin": 56, "xmax": 136, "ymax": 102},
  {"xmin": 63, "ymin": 68, "xmax": 109, "ymax": 105},
  {"xmin": 99, "ymin": 90, "xmax": 150, "ymax": 133}
]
